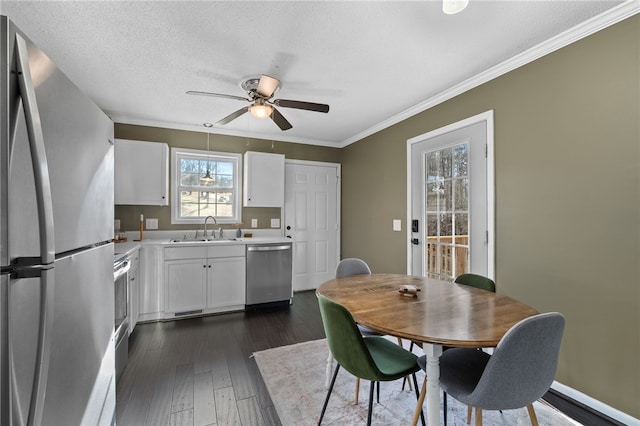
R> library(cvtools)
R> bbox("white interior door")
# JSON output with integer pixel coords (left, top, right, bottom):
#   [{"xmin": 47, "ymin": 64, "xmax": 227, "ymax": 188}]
[
  {"xmin": 284, "ymin": 161, "xmax": 340, "ymax": 291},
  {"xmin": 408, "ymin": 111, "xmax": 494, "ymax": 279}
]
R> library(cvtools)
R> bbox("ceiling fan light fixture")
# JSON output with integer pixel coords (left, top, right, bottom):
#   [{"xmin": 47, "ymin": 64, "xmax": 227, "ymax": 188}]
[
  {"xmin": 443, "ymin": 0, "xmax": 468, "ymax": 14},
  {"xmin": 250, "ymin": 103, "xmax": 273, "ymax": 119}
]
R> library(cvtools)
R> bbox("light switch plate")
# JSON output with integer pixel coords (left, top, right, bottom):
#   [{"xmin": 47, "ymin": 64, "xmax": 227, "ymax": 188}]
[
  {"xmin": 393, "ymin": 219, "xmax": 402, "ymax": 232},
  {"xmin": 251, "ymin": 218, "xmax": 258, "ymax": 228},
  {"xmin": 146, "ymin": 218, "xmax": 158, "ymax": 230},
  {"xmin": 271, "ymin": 218, "xmax": 280, "ymax": 228}
]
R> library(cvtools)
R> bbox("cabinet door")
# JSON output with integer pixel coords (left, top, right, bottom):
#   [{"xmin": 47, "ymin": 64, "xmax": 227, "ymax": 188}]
[
  {"xmin": 115, "ymin": 139, "xmax": 169, "ymax": 205},
  {"xmin": 243, "ymin": 151, "xmax": 285, "ymax": 207},
  {"xmin": 207, "ymin": 257, "xmax": 246, "ymax": 308},
  {"xmin": 165, "ymin": 259, "xmax": 207, "ymax": 314},
  {"xmin": 139, "ymin": 245, "xmax": 163, "ymax": 318}
]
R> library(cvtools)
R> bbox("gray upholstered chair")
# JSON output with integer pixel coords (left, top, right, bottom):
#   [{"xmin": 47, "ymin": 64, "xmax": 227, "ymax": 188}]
[
  {"xmin": 335, "ymin": 258, "xmax": 380, "ymax": 337},
  {"xmin": 335, "ymin": 257, "xmax": 371, "ymax": 278},
  {"xmin": 412, "ymin": 312, "xmax": 565, "ymax": 426}
]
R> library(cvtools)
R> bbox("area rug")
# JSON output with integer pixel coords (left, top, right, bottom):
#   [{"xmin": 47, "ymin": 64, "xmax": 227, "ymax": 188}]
[{"xmin": 253, "ymin": 339, "xmax": 582, "ymax": 425}]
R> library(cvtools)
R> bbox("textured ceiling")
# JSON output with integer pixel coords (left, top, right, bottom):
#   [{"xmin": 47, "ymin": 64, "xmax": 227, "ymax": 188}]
[{"xmin": 1, "ymin": 1, "xmax": 635, "ymax": 147}]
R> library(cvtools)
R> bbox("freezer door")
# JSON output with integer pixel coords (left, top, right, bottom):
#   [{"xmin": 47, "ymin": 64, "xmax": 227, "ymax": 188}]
[
  {"xmin": 42, "ymin": 244, "xmax": 114, "ymax": 425},
  {"xmin": 6, "ymin": 20, "xmax": 114, "ymax": 255},
  {"xmin": 5, "ymin": 244, "xmax": 114, "ymax": 425}
]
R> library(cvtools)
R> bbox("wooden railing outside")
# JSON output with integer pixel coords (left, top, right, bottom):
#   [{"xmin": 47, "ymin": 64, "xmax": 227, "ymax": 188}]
[{"xmin": 426, "ymin": 235, "xmax": 469, "ymax": 280}]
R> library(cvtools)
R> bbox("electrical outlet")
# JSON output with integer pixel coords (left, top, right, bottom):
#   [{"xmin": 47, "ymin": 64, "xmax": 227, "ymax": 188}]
[
  {"xmin": 114, "ymin": 219, "xmax": 121, "ymax": 231},
  {"xmin": 251, "ymin": 218, "xmax": 258, "ymax": 228},
  {"xmin": 146, "ymin": 218, "xmax": 158, "ymax": 230},
  {"xmin": 271, "ymin": 218, "xmax": 280, "ymax": 228},
  {"xmin": 393, "ymin": 219, "xmax": 402, "ymax": 232}
]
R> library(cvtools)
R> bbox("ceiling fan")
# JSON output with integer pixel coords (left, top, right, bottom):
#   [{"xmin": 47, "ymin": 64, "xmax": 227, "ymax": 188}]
[{"xmin": 187, "ymin": 74, "xmax": 330, "ymax": 131}]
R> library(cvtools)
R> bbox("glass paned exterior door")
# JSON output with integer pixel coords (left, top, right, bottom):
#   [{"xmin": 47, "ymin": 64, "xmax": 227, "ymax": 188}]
[{"xmin": 425, "ymin": 143, "xmax": 469, "ymax": 280}]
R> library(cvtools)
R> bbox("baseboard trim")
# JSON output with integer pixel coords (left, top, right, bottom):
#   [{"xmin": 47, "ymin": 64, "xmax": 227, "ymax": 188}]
[{"xmin": 549, "ymin": 381, "xmax": 639, "ymax": 426}]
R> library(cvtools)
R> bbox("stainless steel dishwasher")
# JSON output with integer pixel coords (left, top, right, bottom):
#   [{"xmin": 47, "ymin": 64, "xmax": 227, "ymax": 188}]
[{"xmin": 246, "ymin": 242, "xmax": 292, "ymax": 309}]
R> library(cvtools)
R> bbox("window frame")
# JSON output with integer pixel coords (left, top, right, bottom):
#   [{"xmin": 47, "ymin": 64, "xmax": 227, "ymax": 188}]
[{"xmin": 170, "ymin": 147, "xmax": 243, "ymax": 225}]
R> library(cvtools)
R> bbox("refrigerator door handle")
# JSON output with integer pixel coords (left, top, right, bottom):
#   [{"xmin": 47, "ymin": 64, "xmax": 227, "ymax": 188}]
[
  {"xmin": 14, "ymin": 33, "xmax": 55, "ymax": 266},
  {"xmin": 13, "ymin": 35, "xmax": 56, "ymax": 426},
  {"xmin": 9, "ymin": 268, "xmax": 55, "ymax": 426}
]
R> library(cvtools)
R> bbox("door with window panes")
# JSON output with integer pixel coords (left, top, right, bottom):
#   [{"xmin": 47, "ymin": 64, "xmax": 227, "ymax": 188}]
[
  {"xmin": 424, "ymin": 145, "xmax": 470, "ymax": 279},
  {"xmin": 409, "ymin": 118, "xmax": 491, "ymax": 280}
]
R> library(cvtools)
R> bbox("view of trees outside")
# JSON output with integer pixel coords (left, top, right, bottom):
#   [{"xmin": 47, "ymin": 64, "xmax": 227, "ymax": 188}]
[
  {"xmin": 179, "ymin": 157, "xmax": 235, "ymax": 218},
  {"xmin": 425, "ymin": 143, "xmax": 469, "ymax": 280}
]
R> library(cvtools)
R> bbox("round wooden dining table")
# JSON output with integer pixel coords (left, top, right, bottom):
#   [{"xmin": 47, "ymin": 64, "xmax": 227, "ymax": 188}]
[{"xmin": 316, "ymin": 273, "xmax": 539, "ymax": 425}]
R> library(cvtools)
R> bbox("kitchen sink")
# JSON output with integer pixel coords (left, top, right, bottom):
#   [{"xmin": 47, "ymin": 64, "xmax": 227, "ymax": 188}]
[{"xmin": 169, "ymin": 238, "xmax": 238, "ymax": 243}]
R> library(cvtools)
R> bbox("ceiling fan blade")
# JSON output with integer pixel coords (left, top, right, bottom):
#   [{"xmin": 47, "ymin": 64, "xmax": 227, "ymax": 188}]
[
  {"xmin": 187, "ymin": 90, "xmax": 250, "ymax": 102},
  {"xmin": 216, "ymin": 106, "xmax": 249, "ymax": 125},
  {"xmin": 274, "ymin": 99, "xmax": 329, "ymax": 113},
  {"xmin": 256, "ymin": 75, "xmax": 280, "ymax": 98},
  {"xmin": 270, "ymin": 107, "xmax": 292, "ymax": 131}
]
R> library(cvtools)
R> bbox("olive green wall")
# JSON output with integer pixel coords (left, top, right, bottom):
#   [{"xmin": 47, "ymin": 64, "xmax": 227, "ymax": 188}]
[
  {"xmin": 114, "ymin": 124, "xmax": 341, "ymax": 232},
  {"xmin": 341, "ymin": 16, "xmax": 639, "ymax": 417}
]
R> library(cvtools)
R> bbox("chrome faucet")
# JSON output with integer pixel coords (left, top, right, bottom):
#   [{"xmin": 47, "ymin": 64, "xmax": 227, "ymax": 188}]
[{"xmin": 203, "ymin": 215, "xmax": 217, "ymax": 238}]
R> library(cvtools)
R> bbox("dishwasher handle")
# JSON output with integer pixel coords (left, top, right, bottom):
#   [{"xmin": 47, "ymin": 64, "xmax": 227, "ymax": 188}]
[{"xmin": 247, "ymin": 245, "xmax": 291, "ymax": 252}]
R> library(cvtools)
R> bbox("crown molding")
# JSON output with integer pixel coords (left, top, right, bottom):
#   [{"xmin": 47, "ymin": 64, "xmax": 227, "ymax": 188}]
[
  {"xmin": 109, "ymin": 114, "xmax": 342, "ymax": 148},
  {"xmin": 339, "ymin": 0, "xmax": 640, "ymax": 148}
]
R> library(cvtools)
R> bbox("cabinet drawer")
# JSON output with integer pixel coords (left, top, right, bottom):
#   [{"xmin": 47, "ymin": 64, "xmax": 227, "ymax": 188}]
[
  {"xmin": 164, "ymin": 246, "xmax": 207, "ymax": 260},
  {"xmin": 207, "ymin": 245, "xmax": 245, "ymax": 258}
]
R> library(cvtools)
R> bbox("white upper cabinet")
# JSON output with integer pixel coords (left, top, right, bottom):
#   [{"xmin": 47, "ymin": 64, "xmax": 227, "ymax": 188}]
[
  {"xmin": 243, "ymin": 151, "xmax": 285, "ymax": 207},
  {"xmin": 115, "ymin": 139, "xmax": 169, "ymax": 206}
]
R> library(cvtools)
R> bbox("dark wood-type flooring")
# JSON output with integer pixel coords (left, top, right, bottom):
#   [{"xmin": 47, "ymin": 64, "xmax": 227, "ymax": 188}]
[{"xmin": 116, "ymin": 290, "xmax": 620, "ymax": 426}]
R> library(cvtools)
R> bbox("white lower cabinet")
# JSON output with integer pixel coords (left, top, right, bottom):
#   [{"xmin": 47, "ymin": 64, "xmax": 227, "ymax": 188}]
[
  {"xmin": 165, "ymin": 258, "xmax": 207, "ymax": 314},
  {"xmin": 207, "ymin": 257, "xmax": 246, "ymax": 308},
  {"xmin": 164, "ymin": 245, "xmax": 246, "ymax": 318},
  {"xmin": 139, "ymin": 245, "xmax": 164, "ymax": 322}
]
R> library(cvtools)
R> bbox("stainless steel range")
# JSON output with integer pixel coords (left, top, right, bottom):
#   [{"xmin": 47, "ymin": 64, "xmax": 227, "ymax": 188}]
[{"xmin": 114, "ymin": 253, "xmax": 131, "ymax": 381}]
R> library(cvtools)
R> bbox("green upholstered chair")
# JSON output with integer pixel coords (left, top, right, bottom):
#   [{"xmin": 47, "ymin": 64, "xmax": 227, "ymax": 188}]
[
  {"xmin": 454, "ymin": 273, "xmax": 496, "ymax": 292},
  {"xmin": 317, "ymin": 294, "xmax": 425, "ymax": 426}
]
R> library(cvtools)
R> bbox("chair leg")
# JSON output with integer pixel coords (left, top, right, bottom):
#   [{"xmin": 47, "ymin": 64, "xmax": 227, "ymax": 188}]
[
  {"xmin": 376, "ymin": 381, "xmax": 380, "ymax": 403},
  {"xmin": 397, "ymin": 337, "xmax": 413, "ymax": 391},
  {"xmin": 411, "ymin": 373, "xmax": 426, "ymax": 426},
  {"xmin": 474, "ymin": 408, "xmax": 482, "ymax": 426},
  {"xmin": 526, "ymin": 404, "xmax": 539, "ymax": 426},
  {"xmin": 410, "ymin": 376, "xmax": 427, "ymax": 426},
  {"xmin": 318, "ymin": 363, "xmax": 340, "ymax": 425},
  {"xmin": 367, "ymin": 381, "xmax": 375, "ymax": 426},
  {"xmin": 354, "ymin": 377, "xmax": 360, "ymax": 404},
  {"xmin": 466, "ymin": 406, "xmax": 472, "ymax": 424},
  {"xmin": 443, "ymin": 391, "xmax": 447, "ymax": 425}
]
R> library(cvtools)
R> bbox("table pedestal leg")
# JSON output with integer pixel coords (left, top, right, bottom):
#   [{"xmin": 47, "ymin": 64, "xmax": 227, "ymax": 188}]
[{"xmin": 424, "ymin": 343, "xmax": 443, "ymax": 425}]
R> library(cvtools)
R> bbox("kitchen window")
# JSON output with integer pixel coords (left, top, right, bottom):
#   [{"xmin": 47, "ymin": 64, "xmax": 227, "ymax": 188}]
[{"xmin": 171, "ymin": 148, "xmax": 242, "ymax": 224}]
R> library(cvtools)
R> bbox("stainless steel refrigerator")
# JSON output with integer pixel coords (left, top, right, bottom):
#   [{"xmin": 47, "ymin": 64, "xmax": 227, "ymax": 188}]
[{"xmin": 1, "ymin": 16, "xmax": 116, "ymax": 425}]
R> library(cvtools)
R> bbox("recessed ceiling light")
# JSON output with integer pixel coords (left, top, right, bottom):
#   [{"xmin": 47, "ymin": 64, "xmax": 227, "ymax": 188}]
[{"xmin": 203, "ymin": 122, "xmax": 213, "ymax": 128}]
